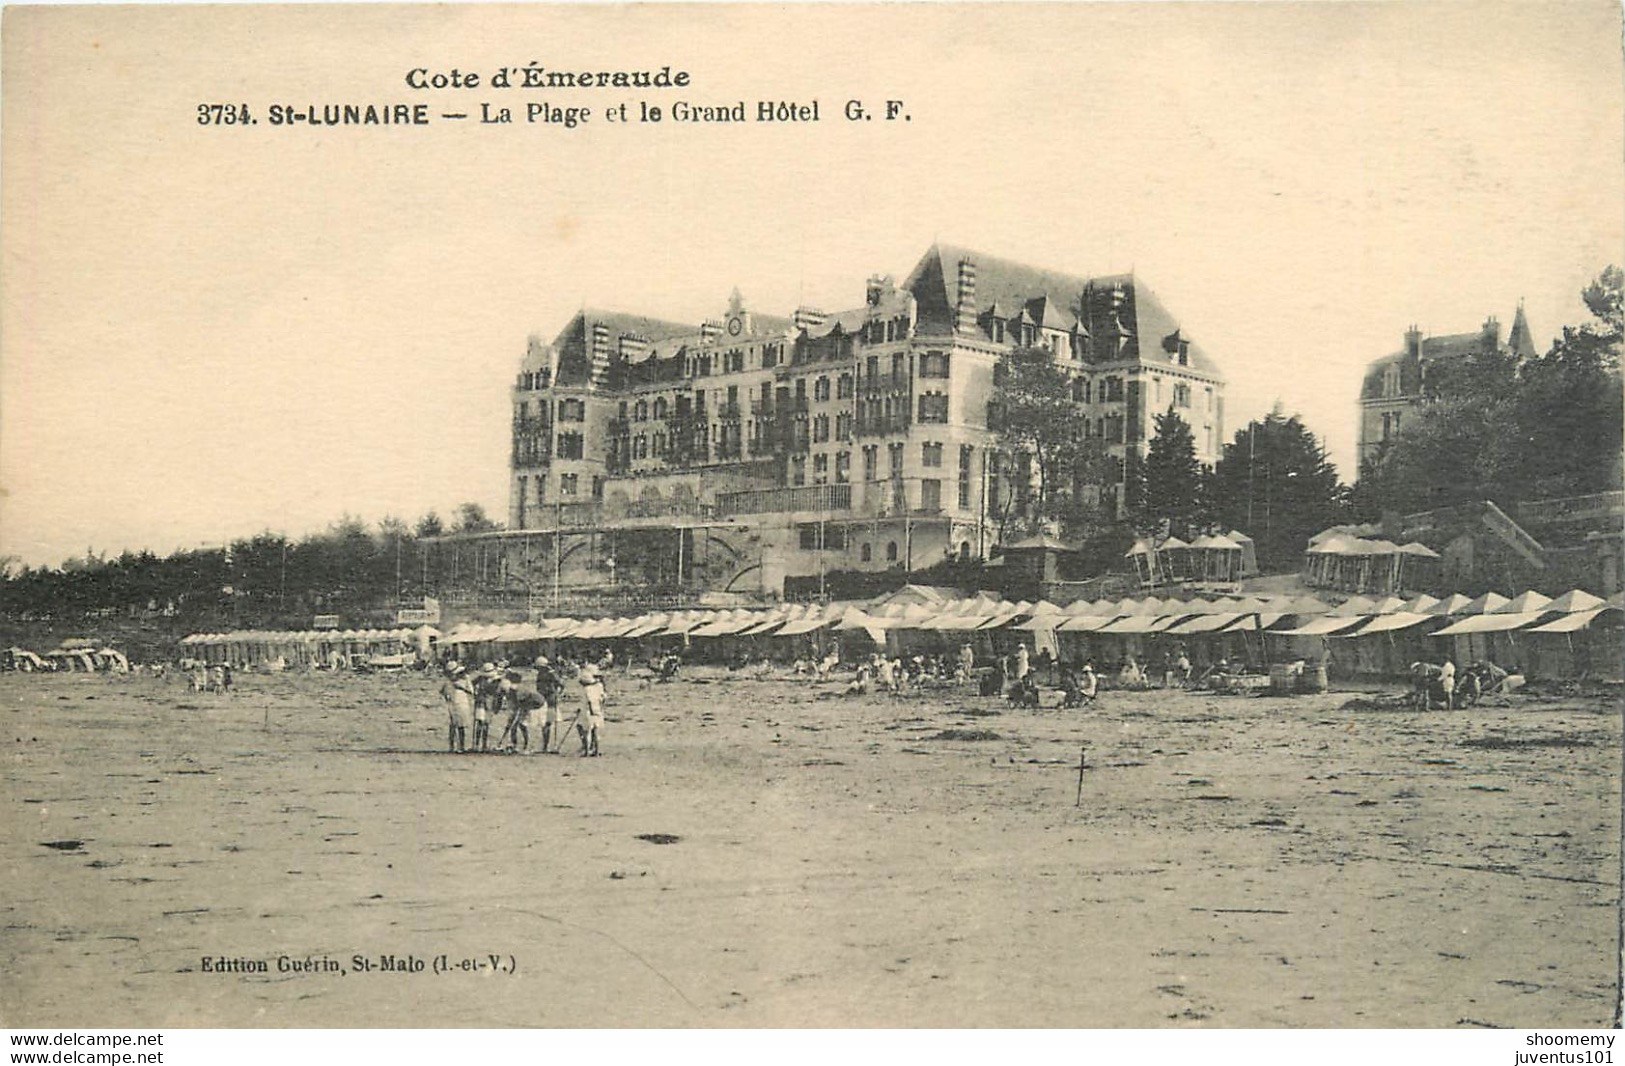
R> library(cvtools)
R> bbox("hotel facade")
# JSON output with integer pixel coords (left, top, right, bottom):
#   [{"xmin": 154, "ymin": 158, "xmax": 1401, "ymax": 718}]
[{"xmin": 499, "ymin": 245, "xmax": 1226, "ymax": 601}]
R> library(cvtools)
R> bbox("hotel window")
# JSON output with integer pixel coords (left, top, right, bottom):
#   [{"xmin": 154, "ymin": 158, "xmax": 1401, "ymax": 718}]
[
  {"xmin": 653, "ymin": 397, "xmax": 668, "ymax": 420},
  {"xmin": 865, "ymin": 355, "xmax": 880, "ymax": 382},
  {"xmin": 920, "ymin": 479, "xmax": 942, "ymax": 512},
  {"xmin": 1174, "ymin": 383, "xmax": 1191, "ymax": 408},
  {"xmin": 990, "ymin": 319, "xmax": 1006, "ymax": 344},
  {"xmin": 835, "ymin": 411, "xmax": 853, "ymax": 441},
  {"xmin": 888, "ymin": 442, "xmax": 904, "ymax": 478},
  {"xmin": 556, "ymin": 432, "xmax": 584, "ymax": 459},
  {"xmin": 861, "ymin": 543, "xmax": 872, "ymax": 562},
  {"xmin": 813, "ymin": 453, "xmax": 829, "ymax": 483},
  {"xmin": 560, "ymin": 473, "xmax": 579, "ymax": 496},
  {"xmin": 559, "ymin": 398, "xmax": 586, "ymax": 422},
  {"xmin": 634, "ymin": 399, "xmax": 648, "ymax": 422},
  {"xmin": 862, "ymin": 446, "xmax": 878, "ymax": 482},
  {"xmin": 835, "ymin": 450, "xmax": 851, "ymax": 483},
  {"xmin": 837, "ymin": 373, "xmax": 854, "ymax": 399},
  {"xmin": 814, "ymin": 414, "xmax": 830, "ymax": 443},
  {"xmin": 815, "ymin": 376, "xmax": 831, "ymax": 402},
  {"xmin": 891, "ymin": 352, "xmax": 906, "ymax": 386},
  {"xmin": 886, "ymin": 541, "xmax": 898, "ymax": 562},
  {"xmin": 1103, "ymin": 377, "xmax": 1124, "ymax": 402},
  {"xmin": 918, "ymin": 393, "xmax": 949, "ymax": 424},
  {"xmin": 922, "ymin": 442, "xmax": 943, "ymax": 468},
  {"xmin": 791, "ymin": 456, "xmax": 806, "ymax": 486},
  {"xmin": 1383, "ymin": 364, "xmax": 1401, "ymax": 398},
  {"xmin": 919, "ymin": 351, "xmax": 950, "ymax": 378},
  {"xmin": 958, "ymin": 445, "xmax": 974, "ymax": 508}
]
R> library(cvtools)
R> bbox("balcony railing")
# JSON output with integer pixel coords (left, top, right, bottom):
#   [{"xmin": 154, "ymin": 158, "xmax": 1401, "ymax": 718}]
[
  {"xmin": 716, "ymin": 483, "xmax": 852, "ymax": 517},
  {"xmin": 713, "ymin": 478, "xmax": 953, "ymax": 519}
]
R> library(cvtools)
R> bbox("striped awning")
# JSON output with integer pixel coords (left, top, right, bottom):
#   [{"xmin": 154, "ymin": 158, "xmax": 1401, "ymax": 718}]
[
  {"xmin": 1430, "ymin": 611, "xmax": 1550, "ymax": 636},
  {"xmin": 1524, "ymin": 607, "xmax": 1621, "ymax": 634},
  {"xmin": 1334, "ymin": 611, "xmax": 1432, "ymax": 636},
  {"xmin": 1272, "ymin": 615, "xmax": 1367, "ymax": 637}
]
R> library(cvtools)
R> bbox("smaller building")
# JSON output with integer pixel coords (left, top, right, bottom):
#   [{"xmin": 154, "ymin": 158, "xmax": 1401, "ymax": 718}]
[{"xmin": 1357, "ymin": 307, "xmax": 1536, "ymax": 468}]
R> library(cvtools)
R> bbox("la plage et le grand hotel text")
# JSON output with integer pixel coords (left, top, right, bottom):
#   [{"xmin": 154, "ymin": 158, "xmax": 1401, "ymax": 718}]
[{"xmin": 195, "ymin": 62, "xmax": 911, "ymax": 130}]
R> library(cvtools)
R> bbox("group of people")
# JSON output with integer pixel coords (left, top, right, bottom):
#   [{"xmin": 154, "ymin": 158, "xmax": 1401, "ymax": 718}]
[
  {"xmin": 184, "ymin": 661, "xmax": 233, "ymax": 693},
  {"xmin": 1409, "ymin": 658, "xmax": 1518, "ymax": 710},
  {"xmin": 438, "ymin": 653, "xmax": 608, "ymax": 756}
]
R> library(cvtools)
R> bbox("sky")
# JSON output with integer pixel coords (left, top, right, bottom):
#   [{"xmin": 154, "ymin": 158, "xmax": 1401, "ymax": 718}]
[{"xmin": 3, "ymin": 2, "xmax": 1621, "ymax": 568}]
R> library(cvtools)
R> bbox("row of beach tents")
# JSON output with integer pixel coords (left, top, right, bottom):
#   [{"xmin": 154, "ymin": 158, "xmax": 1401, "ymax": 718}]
[
  {"xmin": 177, "ymin": 626, "xmax": 440, "ymax": 666},
  {"xmin": 170, "ymin": 585, "xmax": 1619, "ymax": 680}
]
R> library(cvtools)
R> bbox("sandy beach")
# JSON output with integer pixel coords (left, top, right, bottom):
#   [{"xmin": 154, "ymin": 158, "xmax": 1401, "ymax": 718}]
[{"xmin": 2, "ymin": 667, "xmax": 1618, "ymax": 1028}]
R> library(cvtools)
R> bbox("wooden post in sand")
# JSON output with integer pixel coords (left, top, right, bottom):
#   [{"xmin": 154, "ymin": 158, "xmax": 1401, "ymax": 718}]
[{"xmin": 1075, "ymin": 746, "xmax": 1086, "ymax": 807}]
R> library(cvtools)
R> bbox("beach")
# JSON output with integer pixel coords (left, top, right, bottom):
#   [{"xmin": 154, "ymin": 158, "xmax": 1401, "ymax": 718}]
[{"xmin": 2, "ymin": 667, "xmax": 1618, "ymax": 1028}]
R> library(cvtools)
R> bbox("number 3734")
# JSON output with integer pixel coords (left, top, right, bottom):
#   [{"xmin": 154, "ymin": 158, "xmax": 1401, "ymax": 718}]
[{"xmin": 197, "ymin": 103, "xmax": 255, "ymax": 126}]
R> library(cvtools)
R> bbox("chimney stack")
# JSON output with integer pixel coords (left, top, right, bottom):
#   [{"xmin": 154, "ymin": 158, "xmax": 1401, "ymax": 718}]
[{"xmin": 955, "ymin": 257, "xmax": 978, "ymax": 333}]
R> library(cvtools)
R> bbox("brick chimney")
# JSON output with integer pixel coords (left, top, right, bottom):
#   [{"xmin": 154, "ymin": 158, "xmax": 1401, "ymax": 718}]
[{"xmin": 955, "ymin": 257, "xmax": 978, "ymax": 333}]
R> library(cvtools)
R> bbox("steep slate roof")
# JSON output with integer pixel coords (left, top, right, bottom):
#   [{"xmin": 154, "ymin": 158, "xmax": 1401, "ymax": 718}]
[
  {"xmin": 901, "ymin": 244, "xmax": 1224, "ymax": 379},
  {"xmin": 550, "ymin": 309, "xmax": 700, "ymax": 387}
]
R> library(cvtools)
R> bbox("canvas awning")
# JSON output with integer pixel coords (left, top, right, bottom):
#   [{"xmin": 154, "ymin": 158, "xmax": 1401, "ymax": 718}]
[
  {"xmin": 1273, "ymin": 615, "xmax": 1368, "ymax": 637},
  {"xmin": 1524, "ymin": 607, "xmax": 1622, "ymax": 633},
  {"xmin": 1163, "ymin": 612, "xmax": 1241, "ymax": 635},
  {"xmin": 1430, "ymin": 611, "xmax": 1549, "ymax": 636},
  {"xmin": 1058, "ymin": 614, "xmax": 1122, "ymax": 633},
  {"xmin": 1332, "ymin": 611, "xmax": 1432, "ymax": 636},
  {"xmin": 775, "ymin": 617, "xmax": 832, "ymax": 636}
]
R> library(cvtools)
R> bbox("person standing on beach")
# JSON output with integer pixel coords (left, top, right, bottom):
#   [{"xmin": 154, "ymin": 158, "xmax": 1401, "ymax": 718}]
[
  {"xmin": 440, "ymin": 662, "xmax": 474, "ymax": 753},
  {"xmin": 1438, "ymin": 657, "xmax": 1456, "ymax": 711},
  {"xmin": 534, "ymin": 655, "xmax": 564, "ymax": 754},
  {"xmin": 471, "ymin": 663, "xmax": 501, "ymax": 752},
  {"xmin": 575, "ymin": 661, "xmax": 606, "ymax": 757}
]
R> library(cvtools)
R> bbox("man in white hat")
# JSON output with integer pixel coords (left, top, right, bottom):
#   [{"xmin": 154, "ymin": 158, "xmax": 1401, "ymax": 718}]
[
  {"xmin": 534, "ymin": 655, "xmax": 565, "ymax": 754},
  {"xmin": 575, "ymin": 660, "xmax": 606, "ymax": 756}
]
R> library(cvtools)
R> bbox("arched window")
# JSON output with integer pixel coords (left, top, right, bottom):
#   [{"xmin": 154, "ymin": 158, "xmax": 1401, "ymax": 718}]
[
  {"xmin": 886, "ymin": 541, "xmax": 898, "ymax": 562},
  {"xmin": 959, "ymin": 541, "xmax": 971, "ymax": 561},
  {"xmin": 861, "ymin": 543, "xmax": 872, "ymax": 563}
]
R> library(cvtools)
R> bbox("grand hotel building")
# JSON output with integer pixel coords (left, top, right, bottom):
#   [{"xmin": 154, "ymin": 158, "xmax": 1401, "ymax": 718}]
[{"xmin": 502, "ymin": 245, "xmax": 1226, "ymax": 599}]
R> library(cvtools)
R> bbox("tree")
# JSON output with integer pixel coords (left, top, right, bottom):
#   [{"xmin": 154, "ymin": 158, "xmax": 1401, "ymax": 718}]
[
  {"xmin": 1360, "ymin": 267, "xmax": 1623, "ymax": 514},
  {"xmin": 1137, "ymin": 407, "xmax": 1207, "ymax": 533},
  {"xmin": 991, "ymin": 347, "xmax": 1088, "ymax": 532},
  {"xmin": 1210, "ymin": 407, "xmax": 1347, "ymax": 571},
  {"xmin": 1507, "ymin": 266, "xmax": 1623, "ymax": 498},
  {"xmin": 414, "ymin": 511, "xmax": 445, "ymax": 538},
  {"xmin": 453, "ymin": 502, "xmax": 499, "ymax": 534}
]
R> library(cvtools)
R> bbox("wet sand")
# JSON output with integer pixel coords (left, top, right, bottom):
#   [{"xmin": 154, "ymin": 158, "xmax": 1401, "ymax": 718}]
[{"xmin": 2, "ymin": 668, "xmax": 1618, "ymax": 1027}]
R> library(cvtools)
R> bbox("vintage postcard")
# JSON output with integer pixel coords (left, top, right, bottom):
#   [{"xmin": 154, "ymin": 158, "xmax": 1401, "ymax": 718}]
[{"xmin": 1, "ymin": 1, "xmax": 1621, "ymax": 1041}]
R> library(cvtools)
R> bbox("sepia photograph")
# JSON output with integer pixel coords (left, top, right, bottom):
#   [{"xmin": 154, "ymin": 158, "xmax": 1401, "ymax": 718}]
[{"xmin": 1, "ymin": 0, "xmax": 1622, "ymax": 1042}]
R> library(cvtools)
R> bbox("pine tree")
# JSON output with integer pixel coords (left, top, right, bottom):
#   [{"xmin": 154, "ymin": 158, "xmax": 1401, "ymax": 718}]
[
  {"xmin": 1138, "ymin": 407, "xmax": 1207, "ymax": 533},
  {"xmin": 1210, "ymin": 407, "xmax": 1346, "ymax": 571}
]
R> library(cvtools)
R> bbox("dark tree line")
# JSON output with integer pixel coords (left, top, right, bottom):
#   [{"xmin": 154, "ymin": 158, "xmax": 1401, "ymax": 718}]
[{"xmin": 0, "ymin": 504, "xmax": 499, "ymax": 627}]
